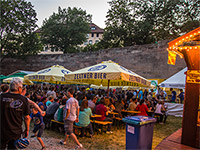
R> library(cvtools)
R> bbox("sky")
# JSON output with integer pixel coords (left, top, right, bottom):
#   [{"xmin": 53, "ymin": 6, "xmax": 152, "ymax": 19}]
[{"xmin": 27, "ymin": 0, "xmax": 110, "ymax": 29}]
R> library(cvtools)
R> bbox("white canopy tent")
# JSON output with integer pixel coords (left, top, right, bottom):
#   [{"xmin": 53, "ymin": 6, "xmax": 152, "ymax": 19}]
[{"xmin": 159, "ymin": 67, "xmax": 187, "ymax": 89}]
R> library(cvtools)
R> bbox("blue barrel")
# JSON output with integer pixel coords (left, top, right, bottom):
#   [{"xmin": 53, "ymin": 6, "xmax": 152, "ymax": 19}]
[{"xmin": 122, "ymin": 116, "xmax": 156, "ymax": 150}]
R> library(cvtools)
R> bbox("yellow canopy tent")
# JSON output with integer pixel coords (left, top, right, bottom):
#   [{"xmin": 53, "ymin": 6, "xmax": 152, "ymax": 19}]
[
  {"xmin": 65, "ymin": 60, "xmax": 151, "ymax": 88},
  {"xmin": 3, "ymin": 77, "xmax": 33, "ymax": 85},
  {"xmin": 24, "ymin": 65, "xmax": 71, "ymax": 84}
]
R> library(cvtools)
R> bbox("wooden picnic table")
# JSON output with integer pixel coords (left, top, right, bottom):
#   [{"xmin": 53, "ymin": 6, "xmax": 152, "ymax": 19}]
[
  {"xmin": 91, "ymin": 114, "xmax": 102, "ymax": 118},
  {"xmin": 121, "ymin": 110, "xmax": 141, "ymax": 114},
  {"xmin": 148, "ymin": 110, "xmax": 154, "ymax": 113},
  {"xmin": 108, "ymin": 111, "xmax": 119, "ymax": 115}
]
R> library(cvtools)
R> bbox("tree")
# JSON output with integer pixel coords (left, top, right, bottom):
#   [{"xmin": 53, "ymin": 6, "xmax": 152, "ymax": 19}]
[
  {"xmin": 132, "ymin": 0, "xmax": 200, "ymax": 42},
  {"xmin": 103, "ymin": 0, "xmax": 135, "ymax": 48},
  {"xmin": 21, "ymin": 32, "xmax": 43, "ymax": 55},
  {"xmin": 2, "ymin": 32, "xmax": 42, "ymax": 56},
  {"xmin": 41, "ymin": 7, "xmax": 92, "ymax": 53},
  {"xmin": 0, "ymin": 0, "xmax": 40, "ymax": 56},
  {"xmin": 102, "ymin": 0, "xmax": 200, "ymax": 48}
]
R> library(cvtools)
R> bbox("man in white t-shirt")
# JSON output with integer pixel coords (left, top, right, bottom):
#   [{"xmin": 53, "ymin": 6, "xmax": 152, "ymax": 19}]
[{"xmin": 60, "ymin": 88, "xmax": 83, "ymax": 149}]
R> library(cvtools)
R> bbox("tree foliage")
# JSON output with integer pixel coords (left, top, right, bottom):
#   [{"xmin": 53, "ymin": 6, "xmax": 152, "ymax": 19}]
[
  {"xmin": 103, "ymin": 0, "xmax": 135, "ymax": 48},
  {"xmin": 0, "ymin": 0, "xmax": 41, "ymax": 56},
  {"xmin": 41, "ymin": 7, "xmax": 92, "ymax": 53},
  {"xmin": 132, "ymin": 0, "xmax": 200, "ymax": 42},
  {"xmin": 101, "ymin": 0, "xmax": 200, "ymax": 48}
]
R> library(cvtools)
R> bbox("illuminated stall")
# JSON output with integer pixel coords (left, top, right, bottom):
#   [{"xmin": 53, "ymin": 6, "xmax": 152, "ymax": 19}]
[{"xmin": 167, "ymin": 27, "xmax": 200, "ymax": 148}]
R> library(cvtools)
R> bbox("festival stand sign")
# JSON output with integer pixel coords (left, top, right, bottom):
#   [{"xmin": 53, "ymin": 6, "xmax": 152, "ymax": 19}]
[{"xmin": 65, "ymin": 60, "xmax": 151, "ymax": 88}]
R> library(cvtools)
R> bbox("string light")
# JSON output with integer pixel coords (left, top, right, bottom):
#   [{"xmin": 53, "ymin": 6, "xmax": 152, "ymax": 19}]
[{"xmin": 167, "ymin": 27, "xmax": 200, "ymax": 62}]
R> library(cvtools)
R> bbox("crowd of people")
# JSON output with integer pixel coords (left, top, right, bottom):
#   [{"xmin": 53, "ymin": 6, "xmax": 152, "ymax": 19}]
[{"xmin": 0, "ymin": 78, "xmax": 184, "ymax": 149}]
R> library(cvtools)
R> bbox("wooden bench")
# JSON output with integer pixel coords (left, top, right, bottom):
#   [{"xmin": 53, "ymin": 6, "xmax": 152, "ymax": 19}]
[
  {"xmin": 114, "ymin": 117, "xmax": 124, "ymax": 129},
  {"xmin": 51, "ymin": 120, "xmax": 90, "ymax": 137},
  {"xmin": 92, "ymin": 120, "xmax": 112, "ymax": 134},
  {"xmin": 51, "ymin": 119, "xmax": 64, "ymax": 125},
  {"xmin": 73, "ymin": 125, "xmax": 84, "ymax": 137},
  {"xmin": 51, "ymin": 120, "xmax": 64, "ymax": 133},
  {"xmin": 153, "ymin": 115, "xmax": 160, "ymax": 122},
  {"xmin": 74, "ymin": 123, "xmax": 94, "ymax": 138}
]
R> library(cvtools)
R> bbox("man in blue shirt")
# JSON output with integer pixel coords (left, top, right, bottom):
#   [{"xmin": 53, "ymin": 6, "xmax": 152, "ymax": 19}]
[
  {"xmin": 178, "ymin": 89, "xmax": 184, "ymax": 104},
  {"xmin": 138, "ymin": 89, "xmax": 143, "ymax": 100},
  {"xmin": 170, "ymin": 88, "xmax": 177, "ymax": 103}
]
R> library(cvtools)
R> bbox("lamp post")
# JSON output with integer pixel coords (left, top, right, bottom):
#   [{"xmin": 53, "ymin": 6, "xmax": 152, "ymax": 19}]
[{"xmin": 167, "ymin": 27, "xmax": 200, "ymax": 148}]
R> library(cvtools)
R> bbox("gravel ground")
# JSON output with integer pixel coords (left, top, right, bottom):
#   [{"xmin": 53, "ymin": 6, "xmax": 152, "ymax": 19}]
[
  {"xmin": 27, "ymin": 125, "xmax": 85, "ymax": 150},
  {"xmin": 28, "ymin": 136, "xmax": 84, "ymax": 150}
]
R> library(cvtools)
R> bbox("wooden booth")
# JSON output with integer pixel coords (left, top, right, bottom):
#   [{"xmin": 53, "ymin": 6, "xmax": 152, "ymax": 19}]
[{"xmin": 167, "ymin": 27, "xmax": 200, "ymax": 148}]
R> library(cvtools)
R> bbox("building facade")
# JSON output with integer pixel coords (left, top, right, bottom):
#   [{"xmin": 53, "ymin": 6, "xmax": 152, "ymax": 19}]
[
  {"xmin": 80, "ymin": 23, "xmax": 104, "ymax": 47},
  {"xmin": 39, "ymin": 23, "xmax": 104, "ymax": 54}
]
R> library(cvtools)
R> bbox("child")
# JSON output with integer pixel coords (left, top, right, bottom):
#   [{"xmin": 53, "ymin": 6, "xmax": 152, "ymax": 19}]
[{"xmin": 30, "ymin": 107, "xmax": 46, "ymax": 150}]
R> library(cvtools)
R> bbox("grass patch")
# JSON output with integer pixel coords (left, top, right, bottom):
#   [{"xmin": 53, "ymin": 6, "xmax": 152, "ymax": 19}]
[
  {"xmin": 152, "ymin": 116, "xmax": 182, "ymax": 149},
  {"xmin": 28, "ymin": 116, "xmax": 182, "ymax": 149}
]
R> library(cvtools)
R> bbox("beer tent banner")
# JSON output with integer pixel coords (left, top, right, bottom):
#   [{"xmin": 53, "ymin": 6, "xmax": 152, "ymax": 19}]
[
  {"xmin": 65, "ymin": 60, "xmax": 151, "ymax": 87},
  {"xmin": 24, "ymin": 65, "xmax": 71, "ymax": 84}
]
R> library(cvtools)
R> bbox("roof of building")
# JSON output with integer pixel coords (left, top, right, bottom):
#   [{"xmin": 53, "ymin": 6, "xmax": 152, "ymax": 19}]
[
  {"xmin": 89, "ymin": 23, "xmax": 104, "ymax": 33},
  {"xmin": 35, "ymin": 29, "xmax": 41, "ymax": 33},
  {"xmin": 34, "ymin": 23, "xmax": 104, "ymax": 34}
]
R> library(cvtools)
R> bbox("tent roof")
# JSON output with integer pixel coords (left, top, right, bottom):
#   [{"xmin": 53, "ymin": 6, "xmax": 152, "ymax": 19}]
[
  {"xmin": 24, "ymin": 65, "xmax": 71, "ymax": 84},
  {"xmin": 66, "ymin": 60, "xmax": 150, "ymax": 87},
  {"xmin": 0, "ymin": 75, "xmax": 7, "ymax": 80},
  {"xmin": 159, "ymin": 67, "xmax": 187, "ymax": 88},
  {"xmin": 8, "ymin": 70, "xmax": 35, "ymax": 76}
]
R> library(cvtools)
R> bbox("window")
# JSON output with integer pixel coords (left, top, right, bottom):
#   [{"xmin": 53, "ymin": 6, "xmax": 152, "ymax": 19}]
[
  {"xmin": 51, "ymin": 47, "xmax": 55, "ymax": 52},
  {"xmin": 89, "ymin": 40, "xmax": 93, "ymax": 44},
  {"xmin": 44, "ymin": 46, "xmax": 48, "ymax": 51},
  {"xmin": 95, "ymin": 40, "xmax": 99, "ymax": 43},
  {"xmin": 84, "ymin": 41, "xmax": 88, "ymax": 45},
  {"xmin": 96, "ymin": 33, "xmax": 99, "ymax": 37},
  {"xmin": 91, "ymin": 33, "xmax": 94, "ymax": 37},
  {"xmin": 91, "ymin": 26, "xmax": 96, "ymax": 30},
  {"xmin": 86, "ymin": 34, "xmax": 89, "ymax": 38},
  {"xmin": 55, "ymin": 47, "xmax": 58, "ymax": 52}
]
